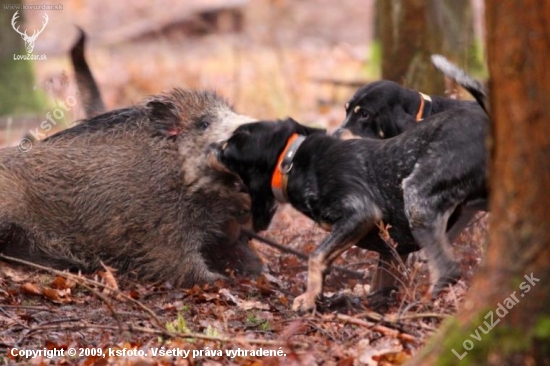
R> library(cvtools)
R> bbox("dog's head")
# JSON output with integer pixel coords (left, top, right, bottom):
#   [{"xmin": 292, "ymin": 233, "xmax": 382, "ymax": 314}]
[
  {"xmin": 334, "ymin": 80, "xmax": 420, "ymax": 139},
  {"xmin": 212, "ymin": 118, "xmax": 324, "ymax": 231}
]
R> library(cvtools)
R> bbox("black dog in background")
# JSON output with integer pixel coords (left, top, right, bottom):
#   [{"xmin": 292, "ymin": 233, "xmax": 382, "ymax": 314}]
[
  {"xmin": 333, "ymin": 56, "xmax": 489, "ymax": 293},
  {"xmin": 334, "ymin": 76, "xmax": 483, "ymax": 140},
  {"xmin": 214, "ymin": 103, "xmax": 488, "ymax": 311}
]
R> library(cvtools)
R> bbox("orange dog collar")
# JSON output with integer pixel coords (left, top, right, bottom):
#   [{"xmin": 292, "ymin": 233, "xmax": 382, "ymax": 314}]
[{"xmin": 271, "ymin": 133, "xmax": 306, "ymax": 203}]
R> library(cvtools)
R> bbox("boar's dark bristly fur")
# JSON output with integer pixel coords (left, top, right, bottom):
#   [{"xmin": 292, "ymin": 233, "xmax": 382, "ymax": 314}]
[{"xmin": 0, "ymin": 89, "xmax": 262, "ymax": 287}]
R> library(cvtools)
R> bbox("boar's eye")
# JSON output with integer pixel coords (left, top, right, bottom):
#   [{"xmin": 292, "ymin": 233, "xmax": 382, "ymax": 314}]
[{"xmin": 196, "ymin": 116, "xmax": 211, "ymax": 130}]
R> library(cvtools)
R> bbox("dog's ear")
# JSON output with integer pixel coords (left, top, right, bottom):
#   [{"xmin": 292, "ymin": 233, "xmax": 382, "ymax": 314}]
[
  {"xmin": 249, "ymin": 182, "xmax": 277, "ymax": 231},
  {"xmin": 283, "ymin": 117, "xmax": 325, "ymax": 136}
]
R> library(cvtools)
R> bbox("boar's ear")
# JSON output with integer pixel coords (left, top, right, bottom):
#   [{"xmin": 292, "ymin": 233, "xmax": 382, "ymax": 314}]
[
  {"xmin": 284, "ymin": 117, "xmax": 325, "ymax": 136},
  {"xmin": 145, "ymin": 99, "xmax": 181, "ymax": 137}
]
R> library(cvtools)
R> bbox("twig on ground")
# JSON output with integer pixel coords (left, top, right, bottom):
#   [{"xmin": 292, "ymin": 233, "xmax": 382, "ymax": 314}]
[
  {"xmin": 376, "ymin": 221, "xmax": 409, "ymax": 276},
  {"xmin": 77, "ymin": 280, "xmax": 125, "ymax": 334},
  {"xmin": 38, "ymin": 317, "xmax": 82, "ymax": 327},
  {"xmin": 467, "ymin": 212, "xmax": 488, "ymax": 228},
  {"xmin": 391, "ymin": 312, "xmax": 448, "ymax": 321},
  {"xmin": 0, "ymin": 254, "xmax": 163, "ymax": 329},
  {"xmin": 19, "ymin": 323, "xmax": 308, "ymax": 348},
  {"xmin": 244, "ymin": 229, "xmax": 366, "ymax": 279},
  {"xmin": 327, "ymin": 313, "xmax": 374, "ymax": 328},
  {"xmin": 328, "ymin": 313, "xmax": 418, "ymax": 342},
  {"xmin": 0, "ymin": 306, "xmax": 28, "ymax": 329},
  {"xmin": 0, "ymin": 305, "xmax": 52, "ymax": 311}
]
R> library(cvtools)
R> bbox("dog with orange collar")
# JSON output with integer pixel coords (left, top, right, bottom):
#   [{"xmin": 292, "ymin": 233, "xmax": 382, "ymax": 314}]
[{"xmin": 214, "ymin": 106, "xmax": 488, "ymax": 312}]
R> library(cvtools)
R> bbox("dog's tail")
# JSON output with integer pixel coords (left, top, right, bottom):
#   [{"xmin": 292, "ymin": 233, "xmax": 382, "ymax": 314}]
[
  {"xmin": 70, "ymin": 27, "xmax": 106, "ymax": 118},
  {"xmin": 431, "ymin": 55, "xmax": 489, "ymax": 114}
]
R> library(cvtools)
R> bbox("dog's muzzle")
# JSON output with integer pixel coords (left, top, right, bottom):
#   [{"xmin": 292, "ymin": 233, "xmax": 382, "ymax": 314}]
[
  {"xmin": 333, "ymin": 128, "xmax": 345, "ymax": 138},
  {"xmin": 333, "ymin": 128, "xmax": 361, "ymax": 140}
]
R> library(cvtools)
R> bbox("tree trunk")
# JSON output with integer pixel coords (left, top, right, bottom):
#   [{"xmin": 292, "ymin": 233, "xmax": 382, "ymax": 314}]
[
  {"xmin": 0, "ymin": 3, "xmax": 44, "ymax": 116},
  {"xmin": 408, "ymin": 0, "xmax": 550, "ymax": 365},
  {"xmin": 434, "ymin": 0, "xmax": 482, "ymax": 73},
  {"xmin": 377, "ymin": 0, "xmax": 479, "ymax": 95},
  {"xmin": 377, "ymin": 0, "xmax": 444, "ymax": 94}
]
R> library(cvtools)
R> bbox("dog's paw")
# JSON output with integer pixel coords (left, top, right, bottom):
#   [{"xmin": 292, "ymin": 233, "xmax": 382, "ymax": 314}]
[
  {"xmin": 292, "ymin": 292, "xmax": 317, "ymax": 312},
  {"xmin": 367, "ymin": 286, "xmax": 398, "ymax": 312},
  {"xmin": 431, "ymin": 264, "xmax": 461, "ymax": 298}
]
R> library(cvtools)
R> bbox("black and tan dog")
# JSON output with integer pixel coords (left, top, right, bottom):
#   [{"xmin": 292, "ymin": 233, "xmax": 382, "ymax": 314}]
[
  {"xmin": 214, "ymin": 105, "xmax": 488, "ymax": 312},
  {"xmin": 332, "ymin": 56, "xmax": 489, "ymax": 294},
  {"xmin": 334, "ymin": 73, "xmax": 484, "ymax": 140}
]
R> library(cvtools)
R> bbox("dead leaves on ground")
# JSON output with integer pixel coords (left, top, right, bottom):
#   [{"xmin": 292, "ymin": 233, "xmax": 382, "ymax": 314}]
[
  {"xmin": 0, "ymin": 208, "xmax": 485, "ymax": 365},
  {"xmin": 19, "ymin": 277, "xmax": 75, "ymax": 304}
]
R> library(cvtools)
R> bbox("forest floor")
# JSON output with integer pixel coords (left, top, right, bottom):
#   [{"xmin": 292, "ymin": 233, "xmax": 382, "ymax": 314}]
[{"xmin": 0, "ymin": 206, "xmax": 487, "ymax": 365}]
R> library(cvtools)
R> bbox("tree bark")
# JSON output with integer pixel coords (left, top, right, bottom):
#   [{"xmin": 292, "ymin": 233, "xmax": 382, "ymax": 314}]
[
  {"xmin": 408, "ymin": 0, "xmax": 550, "ymax": 364},
  {"xmin": 377, "ymin": 0, "xmax": 479, "ymax": 95}
]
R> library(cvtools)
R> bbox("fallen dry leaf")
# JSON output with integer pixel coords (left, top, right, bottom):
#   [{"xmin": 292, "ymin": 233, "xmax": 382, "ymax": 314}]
[
  {"xmin": 219, "ymin": 288, "xmax": 270, "ymax": 310},
  {"xmin": 97, "ymin": 264, "xmax": 120, "ymax": 294},
  {"xmin": 20, "ymin": 282, "xmax": 42, "ymax": 296},
  {"xmin": 42, "ymin": 287, "xmax": 72, "ymax": 304},
  {"xmin": 50, "ymin": 276, "xmax": 76, "ymax": 290},
  {"xmin": 1, "ymin": 266, "xmax": 26, "ymax": 283}
]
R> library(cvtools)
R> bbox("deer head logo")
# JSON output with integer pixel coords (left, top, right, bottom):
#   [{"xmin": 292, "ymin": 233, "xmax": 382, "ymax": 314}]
[{"xmin": 11, "ymin": 11, "xmax": 49, "ymax": 54}]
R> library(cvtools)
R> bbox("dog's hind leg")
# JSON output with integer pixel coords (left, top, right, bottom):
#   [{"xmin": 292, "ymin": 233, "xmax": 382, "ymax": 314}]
[
  {"xmin": 406, "ymin": 207, "xmax": 461, "ymax": 296},
  {"xmin": 370, "ymin": 252, "xmax": 408, "ymax": 293},
  {"xmin": 403, "ymin": 176, "xmax": 462, "ymax": 296},
  {"xmin": 292, "ymin": 207, "xmax": 381, "ymax": 312}
]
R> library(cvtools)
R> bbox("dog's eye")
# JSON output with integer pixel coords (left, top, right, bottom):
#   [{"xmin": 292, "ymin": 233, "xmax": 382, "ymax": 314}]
[{"xmin": 361, "ymin": 110, "xmax": 369, "ymax": 118}]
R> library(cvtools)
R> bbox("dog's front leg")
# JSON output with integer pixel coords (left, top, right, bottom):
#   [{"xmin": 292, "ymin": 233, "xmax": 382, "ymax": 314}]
[{"xmin": 292, "ymin": 214, "xmax": 376, "ymax": 312}]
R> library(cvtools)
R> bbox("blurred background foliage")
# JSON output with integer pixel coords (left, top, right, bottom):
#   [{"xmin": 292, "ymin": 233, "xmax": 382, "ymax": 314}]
[{"xmin": 0, "ymin": 0, "xmax": 485, "ymax": 146}]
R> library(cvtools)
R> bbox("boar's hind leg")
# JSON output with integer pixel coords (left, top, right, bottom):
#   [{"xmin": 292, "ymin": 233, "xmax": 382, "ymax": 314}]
[
  {"xmin": 0, "ymin": 221, "xmax": 79, "ymax": 270},
  {"xmin": 0, "ymin": 221, "xmax": 30, "ymax": 259}
]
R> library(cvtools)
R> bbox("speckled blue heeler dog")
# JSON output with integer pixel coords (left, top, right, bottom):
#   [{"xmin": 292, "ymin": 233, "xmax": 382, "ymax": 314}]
[
  {"xmin": 212, "ymin": 57, "xmax": 489, "ymax": 312},
  {"xmin": 0, "ymin": 89, "xmax": 265, "ymax": 287},
  {"xmin": 332, "ymin": 55, "xmax": 490, "ymax": 296}
]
